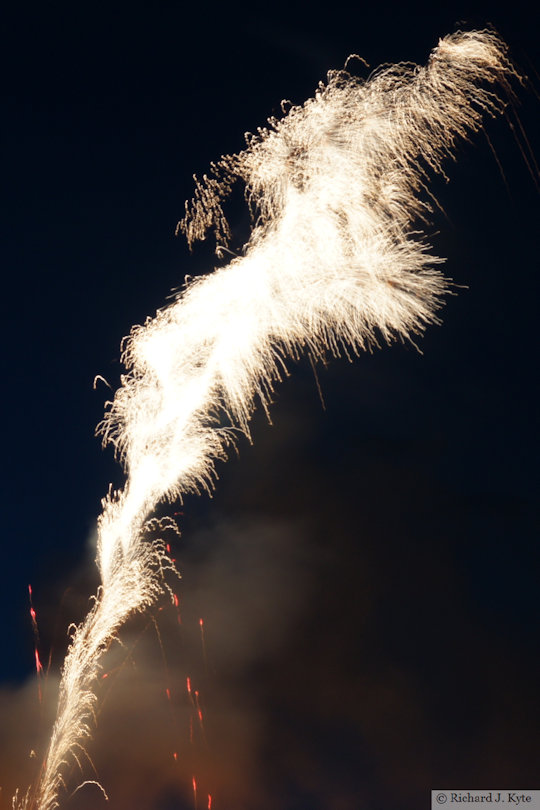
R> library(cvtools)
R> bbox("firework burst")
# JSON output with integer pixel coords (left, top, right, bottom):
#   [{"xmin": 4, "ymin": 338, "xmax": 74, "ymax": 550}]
[{"xmin": 16, "ymin": 30, "xmax": 520, "ymax": 809}]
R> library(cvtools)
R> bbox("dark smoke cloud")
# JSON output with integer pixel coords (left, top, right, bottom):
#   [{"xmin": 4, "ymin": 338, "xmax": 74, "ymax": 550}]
[{"xmin": 2, "ymin": 379, "xmax": 538, "ymax": 810}]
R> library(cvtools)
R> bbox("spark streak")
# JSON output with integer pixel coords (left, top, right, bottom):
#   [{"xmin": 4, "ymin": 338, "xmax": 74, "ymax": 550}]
[
  {"xmin": 28, "ymin": 585, "xmax": 44, "ymax": 704},
  {"xmin": 199, "ymin": 618, "xmax": 208, "ymax": 671},
  {"xmin": 16, "ymin": 30, "xmax": 520, "ymax": 810}
]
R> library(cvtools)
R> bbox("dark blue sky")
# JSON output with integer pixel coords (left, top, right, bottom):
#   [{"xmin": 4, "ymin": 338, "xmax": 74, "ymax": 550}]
[{"xmin": 1, "ymin": 3, "xmax": 538, "ymax": 809}]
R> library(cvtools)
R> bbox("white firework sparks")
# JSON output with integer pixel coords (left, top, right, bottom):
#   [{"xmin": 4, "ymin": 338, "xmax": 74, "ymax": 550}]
[{"xmin": 17, "ymin": 30, "xmax": 519, "ymax": 809}]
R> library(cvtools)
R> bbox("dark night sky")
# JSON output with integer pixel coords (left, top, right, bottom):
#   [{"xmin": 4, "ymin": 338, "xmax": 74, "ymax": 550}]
[{"xmin": 1, "ymin": 2, "xmax": 539, "ymax": 809}]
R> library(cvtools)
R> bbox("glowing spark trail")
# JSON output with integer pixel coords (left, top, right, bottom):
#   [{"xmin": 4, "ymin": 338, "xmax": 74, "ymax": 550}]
[
  {"xmin": 28, "ymin": 585, "xmax": 44, "ymax": 704},
  {"xmin": 17, "ymin": 30, "xmax": 520, "ymax": 809}
]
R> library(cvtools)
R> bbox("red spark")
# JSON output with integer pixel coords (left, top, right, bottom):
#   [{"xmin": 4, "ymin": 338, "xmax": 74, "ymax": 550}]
[
  {"xmin": 194, "ymin": 690, "xmax": 204, "ymax": 729},
  {"xmin": 33, "ymin": 649, "xmax": 43, "ymax": 704},
  {"xmin": 186, "ymin": 676, "xmax": 192, "ymax": 694},
  {"xmin": 207, "ymin": 795, "xmax": 212, "ymax": 810},
  {"xmin": 174, "ymin": 592, "xmax": 182, "ymax": 623},
  {"xmin": 199, "ymin": 616, "xmax": 208, "ymax": 670},
  {"xmin": 28, "ymin": 585, "xmax": 39, "ymax": 631},
  {"xmin": 166, "ymin": 687, "xmax": 171, "ymax": 701},
  {"xmin": 29, "ymin": 586, "xmax": 44, "ymax": 702},
  {"xmin": 192, "ymin": 776, "xmax": 197, "ymax": 807},
  {"xmin": 166, "ymin": 543, "xmax": 171, "ymax": 553},
  {"xmin": 173, "ymin": 751, "xmax": 178, "ymax": 761}
]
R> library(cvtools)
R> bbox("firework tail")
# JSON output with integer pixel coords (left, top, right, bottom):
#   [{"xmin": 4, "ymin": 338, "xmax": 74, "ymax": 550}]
[{"xmin": 17, "ymin": 30, "xmax": 519, "ymax": 809}]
